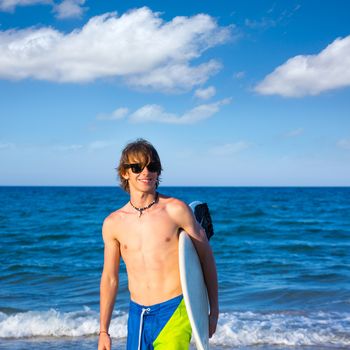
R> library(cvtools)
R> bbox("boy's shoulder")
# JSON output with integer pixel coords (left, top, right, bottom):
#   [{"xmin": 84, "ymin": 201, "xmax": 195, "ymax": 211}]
[
  {"xmin": 103, "ymin": 202, "xmax": 129, "ymax": 225},
  {"xmin": 159, "ymin": 193, "xmax": 185, "ymax": 206},
  {"xmin": 159, "ymin": 193, "xmax": 190, "ymax": 216}
]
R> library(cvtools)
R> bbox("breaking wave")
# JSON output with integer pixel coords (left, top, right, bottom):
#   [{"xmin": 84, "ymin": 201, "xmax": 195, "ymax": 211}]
[{"xmin": 1, "ymin": 308, "xmax": 349, "ymax": 347}]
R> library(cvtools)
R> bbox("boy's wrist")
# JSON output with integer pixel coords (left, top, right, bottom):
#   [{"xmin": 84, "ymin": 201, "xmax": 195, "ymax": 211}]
[
  {"xmin": 99, "ymin": 330, "xmax": 110, "ymax": 336},
  {"xmin": 210, "ymin": 307, "xmax": 219, "ymax": 317}
]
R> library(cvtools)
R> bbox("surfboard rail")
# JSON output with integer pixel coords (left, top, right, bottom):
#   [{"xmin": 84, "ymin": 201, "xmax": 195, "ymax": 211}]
[{"xmin": 179, "ymin": 201, "xmax": 211, "ymax": 350}]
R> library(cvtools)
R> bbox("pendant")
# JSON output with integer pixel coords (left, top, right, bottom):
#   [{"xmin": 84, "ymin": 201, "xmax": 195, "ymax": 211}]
[{"xmin": 138, "ymin": 210, "xmax": 142, "ymax": 218}]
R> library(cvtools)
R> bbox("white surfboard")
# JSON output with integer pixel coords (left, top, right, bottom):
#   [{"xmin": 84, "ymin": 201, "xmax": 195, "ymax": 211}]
[{"xmin": 179, "ymin": 201, "xmax": 210, "ymax": 350}]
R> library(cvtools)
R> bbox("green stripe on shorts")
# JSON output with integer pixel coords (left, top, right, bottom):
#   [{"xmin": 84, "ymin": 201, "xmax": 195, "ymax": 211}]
[{"xmin": 153, "ymin": 298, "xmax": 192, "ymax": 349}]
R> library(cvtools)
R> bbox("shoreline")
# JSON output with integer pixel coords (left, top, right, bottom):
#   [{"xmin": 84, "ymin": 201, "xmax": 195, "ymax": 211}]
[{"xmin": 1, "ymin": 337, "xmax": 349, "ymax": 350}]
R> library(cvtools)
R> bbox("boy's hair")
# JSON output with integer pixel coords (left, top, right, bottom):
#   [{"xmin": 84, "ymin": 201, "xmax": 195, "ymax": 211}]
[{"xmin": 117, "ymin": 139, "xmax": 162, "ymax": 193}]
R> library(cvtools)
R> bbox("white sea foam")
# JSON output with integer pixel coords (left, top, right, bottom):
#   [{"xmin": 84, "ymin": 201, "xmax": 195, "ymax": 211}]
[
  {"xmin": 0, "ymin": 308, "xmax": 349, "ymax": 347},
  {"xmin": 211, "ymin": 311, "xmax": 350, "ymax": 347},
  {"xmin": 0, "ymin": 307, "xmax": 127, "ymax": 339}
]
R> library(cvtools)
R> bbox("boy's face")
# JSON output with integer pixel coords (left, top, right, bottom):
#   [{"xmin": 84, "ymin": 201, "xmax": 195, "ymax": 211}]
[{"xmin": 123, "ymin": 156, "xmax": 159, "ymax": 193}]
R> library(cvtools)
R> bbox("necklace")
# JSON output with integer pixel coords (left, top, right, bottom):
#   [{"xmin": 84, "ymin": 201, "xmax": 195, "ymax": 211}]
[{"xmin": 130, "ymin": 192, "xmax": 159, "ymax": 218}]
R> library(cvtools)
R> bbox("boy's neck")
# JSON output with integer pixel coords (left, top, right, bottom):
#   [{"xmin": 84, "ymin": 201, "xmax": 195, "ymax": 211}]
[{"xmin": 129, "ymin": 190, "xmax": 158, "ymax": 208}]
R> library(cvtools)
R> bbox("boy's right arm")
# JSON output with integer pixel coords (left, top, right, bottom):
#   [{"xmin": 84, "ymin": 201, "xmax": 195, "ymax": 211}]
[{"xmin": 98, "ymin": 217, "xmax": 121, "ymax": 350}]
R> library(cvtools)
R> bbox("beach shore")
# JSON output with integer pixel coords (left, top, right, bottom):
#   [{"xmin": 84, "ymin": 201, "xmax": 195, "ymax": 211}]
[{"xmin": 1, "ymin": 337, "xmax": 349, "ymax": 350}]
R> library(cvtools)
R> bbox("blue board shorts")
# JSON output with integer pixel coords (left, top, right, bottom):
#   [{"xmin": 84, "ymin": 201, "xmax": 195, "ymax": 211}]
[{"xmin": 126, "ymin": 294, "xmax": 192, "ymax": 350}]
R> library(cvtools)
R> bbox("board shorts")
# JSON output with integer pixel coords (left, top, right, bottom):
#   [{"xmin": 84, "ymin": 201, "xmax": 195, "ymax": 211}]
[{"xmin": 126, "ymin": 294, "xmax": 192, "ymax": 350}]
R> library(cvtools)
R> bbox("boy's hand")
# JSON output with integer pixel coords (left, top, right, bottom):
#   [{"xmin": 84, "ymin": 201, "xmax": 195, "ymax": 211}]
[
  {"xmin": 98, "ymin": 333, "xmax": 111, "ymax": 350},
  {"xmin": 209, "ymin": 311, "xmax": 218, "ymax": 338}
]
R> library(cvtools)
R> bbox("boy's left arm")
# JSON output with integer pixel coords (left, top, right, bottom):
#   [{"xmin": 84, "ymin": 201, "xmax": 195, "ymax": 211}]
[{"xmin": 170, "ymin": 200, "xmax": 219, "ymax": 338}]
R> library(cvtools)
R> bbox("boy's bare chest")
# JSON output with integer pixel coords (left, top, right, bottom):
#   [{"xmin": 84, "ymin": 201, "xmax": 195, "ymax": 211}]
[{"xmin": 116, "ymin": 211, "xmax": 179, "ymax": 252}]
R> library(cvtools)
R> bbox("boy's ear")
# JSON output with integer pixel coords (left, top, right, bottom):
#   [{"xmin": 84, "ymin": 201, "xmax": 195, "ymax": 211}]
[{"xmin": 121, "ymin": 170, "xmax": 129, "ymax": 180}]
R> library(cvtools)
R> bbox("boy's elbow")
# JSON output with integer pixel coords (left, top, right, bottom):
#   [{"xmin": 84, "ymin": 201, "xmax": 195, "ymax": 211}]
[
  {"xmin": 199, "ymin": 245, "xmax": 214, "ymax": 265},
  {"xmin": 108, "ymin": 277, "xmax": 118, "ymax": 288},
  {"xmin": 101, "ymin": 271, "xmax": 119, "ymax": 288}
]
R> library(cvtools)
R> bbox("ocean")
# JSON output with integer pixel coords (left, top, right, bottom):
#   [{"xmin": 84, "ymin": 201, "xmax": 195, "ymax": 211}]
[{"xmin": 0, "ymin": 186, "xmax": 349, "ymax": 350}]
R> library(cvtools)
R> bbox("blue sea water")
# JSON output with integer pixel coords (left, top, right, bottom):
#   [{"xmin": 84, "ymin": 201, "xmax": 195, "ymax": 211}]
[{"xmin": 0, "ymin": 186, "xmax": 349, "ymax": 350}]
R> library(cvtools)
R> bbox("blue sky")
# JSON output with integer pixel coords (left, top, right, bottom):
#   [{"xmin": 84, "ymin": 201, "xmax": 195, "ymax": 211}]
[{"xmin": 0, "ymin": 0, "xmax": 349, "ymax": 186}]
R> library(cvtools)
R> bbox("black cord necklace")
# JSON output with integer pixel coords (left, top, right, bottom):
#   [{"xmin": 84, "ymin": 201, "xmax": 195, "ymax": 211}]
[{"xmin": 130, "ymin": 192, "xmax": 159, "ymax": 218}]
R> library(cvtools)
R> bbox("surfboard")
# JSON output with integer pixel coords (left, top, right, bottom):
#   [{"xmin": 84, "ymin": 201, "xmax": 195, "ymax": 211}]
[{"xmin": 179, "ymin": 201, "xmax": 214, "ymax": 350}]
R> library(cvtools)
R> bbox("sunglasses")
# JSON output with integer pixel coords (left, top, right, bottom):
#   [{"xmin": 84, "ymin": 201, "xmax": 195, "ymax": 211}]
[{"xmin": 124, "ymin": 162, "xmax": 160, "ymax": 174}]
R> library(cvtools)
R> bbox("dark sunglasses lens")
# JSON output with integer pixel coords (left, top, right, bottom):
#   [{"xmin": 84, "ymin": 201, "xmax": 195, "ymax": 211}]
[
  {"xmin": 130, "ymin": 164, "xmax": 142, "ymax": 173},
  {"xmin": 147, "ymin": 162, "xmax": 160, "ymax": 172}
]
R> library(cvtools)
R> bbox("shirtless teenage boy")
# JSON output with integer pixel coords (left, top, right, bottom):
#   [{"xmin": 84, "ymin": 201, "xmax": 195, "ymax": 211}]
[{"xmin": 98, "ymin": 139, "xmax": 218, "ymax": 350}]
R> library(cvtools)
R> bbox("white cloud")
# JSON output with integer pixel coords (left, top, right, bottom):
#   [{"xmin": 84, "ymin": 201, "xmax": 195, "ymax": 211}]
[
  {"xmin": 209, "ymin": 141, "xmax": 250, "ymax": 156},
  {"xmin": 97, "ymin": 107, "xmax": 129, "ymax": 120},
  {"xmin": 0, "ymin": 7, "xmax": 231, "ymax": 92},
  {"xmin": 285, "ymin": 128, "xmax": 304, "ymax": 138},
  {"xmin": 255, "ymin": 36, "xmax": 350, "ymax": 97},
  {"xmin": 0, "ymin": 0, "xmax": 51, "ymax": 12},
  {"xmin": 0, "ymin": 0, "xmax": 85, "ymax": 19},
  {"xmin": 53, "ymin": 0, "xmax": 86, "ymax": 19},
  {"xmin": 129, "ymin": 98, "xmax": 231, "ymax": 124},
  {"xmin": 194, "ymin": 86, "xmax": 216, "ymax": 100},
  {"xmin": 337, "ymin": 138, "xmax": 350, "ymax": 150},
  {"xmin": 126, "ymin": 60, "xmax": 221, "ymax": 92}
]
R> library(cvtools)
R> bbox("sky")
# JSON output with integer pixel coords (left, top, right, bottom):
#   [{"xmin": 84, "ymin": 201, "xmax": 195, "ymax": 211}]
[{"xmin": 0, "ymin": 0, "xmax": 349, "ymax": 186}]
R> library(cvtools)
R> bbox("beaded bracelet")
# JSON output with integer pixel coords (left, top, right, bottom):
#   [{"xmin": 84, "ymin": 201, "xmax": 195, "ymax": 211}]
[{"xmin": 99, "ymin": 330, "xmax": 110, "ymax": 336}]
